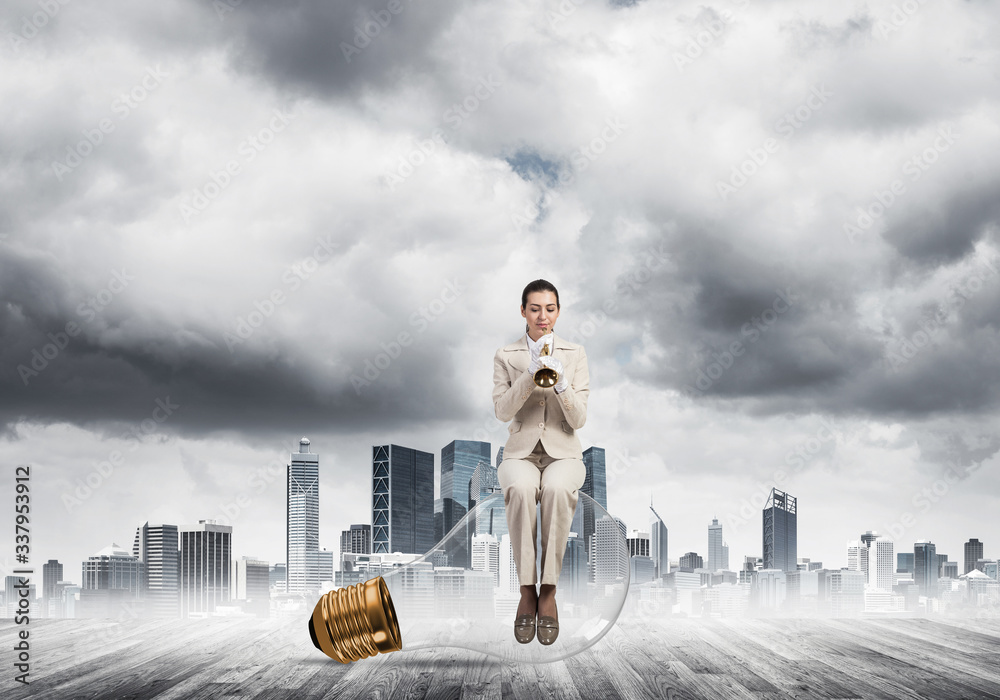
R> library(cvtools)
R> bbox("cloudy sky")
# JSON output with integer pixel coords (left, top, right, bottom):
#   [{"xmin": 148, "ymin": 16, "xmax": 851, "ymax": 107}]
[{"xmin": 2, "ymin": 0, "xmax": 999, "ymax": 586}]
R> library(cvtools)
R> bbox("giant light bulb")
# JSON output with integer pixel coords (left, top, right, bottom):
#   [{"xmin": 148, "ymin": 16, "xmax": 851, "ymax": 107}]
[{"xmin": 309, "ymin": 491, "xmax": 630, "ymax": 664}]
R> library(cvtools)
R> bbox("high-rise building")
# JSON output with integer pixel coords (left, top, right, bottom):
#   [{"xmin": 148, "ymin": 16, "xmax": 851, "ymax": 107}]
[
  {"xmin": 81, "ymin": 544, "xmax": 144, "ymax": 597},
  {"xmin": 860, "ymin": 530, "xmax": 878, "ymax": 548},
  {"xmin": 372, "ymin": 444, "xmax": 435, "ymax": 555},
  {"xmin": 627, "ymin": 530, "xmax": 650, "ymax": 557},
  {"xmin": 469, "ymin": 460, "xmax": 506, "ymax": 540},
  {"xmin": 708, "ymin": 518, "xmax": 729, "ymax": 571},
  {"xmin": 870, "ymin": 537, "xmax": 895, "ymax": 592},
  {"xmin": 762, "ymin": 488, "xmax": 797, "ymax": 572},
  {"xmin": 965, "ymin": 539, "xmax": 984, "ymax": 575},
  {"xmin": 582, "ymin": 446, "xmax": 607, "ymax": 550},
  {"xmin": 80, "ymin": 544, "xmax": 144, "ymax": 618},
  {"xmin": 437, "ymin": 440, "xmax": 491, "ymax": 542},
  {"xmin": 471, "ymin": 533, "xmax": 500, "ymax": 586},
  {"xmin": 679, "ymin": 552, "xmax": 704, "ymax": 571},
  {"xmin": 897, "ymin": 552, "xmax": 914, "ymax": 574},
  {"xmin": 498, "ymin": 534, "xmax": 518, "ymax": 594},
  {"xmin": 593, "ymin": 515, "xmax": 627, "ymax": 585},
  {"xmin": 560, "ymin": 533, "xmax": 588, "ymax": 597},
  {"xmin": 847, "ymin": 540, "xmax": 869, "ymax": 583},
  {"xmin": 650, "ymin": 502, "xmax": 669, "ymax": 578},
  {"xmin": 496, "ymin": 446, "xmax": 504, "ymax": 467},
  {"xmin": 913, "ymin": 540, "xmax": 938, "ymax": 597},
  {"xmin": 340, "ymin": 524, "xmax": 371, "ymax": 556},
  {"xmin": 231, "ymin": 557, "xmax": 270, "ymax": 617},
  {"xmin": 287, "ymin": 437, "xmax": 321, "ymax": 594},
  {"xmin": 42, "ymin": 560, "xmax": 62, "ymax": 616},
  {"xmin": 133, "ymin": 522, "xmax": 179, "ymax": 617},
  {"xmin": 180, "ymin": 520, "xmax": 231, "ymax": 616}
]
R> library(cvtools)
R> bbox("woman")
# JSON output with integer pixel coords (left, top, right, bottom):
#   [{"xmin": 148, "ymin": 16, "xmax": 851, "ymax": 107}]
[{"xmin": 492, "ymin": 279, "xmax": 590, "ymax": 645}]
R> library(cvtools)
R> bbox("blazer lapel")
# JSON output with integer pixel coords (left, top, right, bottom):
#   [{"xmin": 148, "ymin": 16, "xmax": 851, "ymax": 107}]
[{"xmin": 502, "ymin": 332, "xmax": 570, "ymax": 375}]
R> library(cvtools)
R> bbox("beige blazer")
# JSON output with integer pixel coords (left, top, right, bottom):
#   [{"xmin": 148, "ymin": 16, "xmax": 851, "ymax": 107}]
[{"xmin": 492, "ymin": 332, "xmax": 590, "ymax": 460}]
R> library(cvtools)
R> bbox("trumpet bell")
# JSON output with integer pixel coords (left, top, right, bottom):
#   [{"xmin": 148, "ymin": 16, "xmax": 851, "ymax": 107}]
[{"xmin": 533, "ymin": 333, "xmax": 559, "ymax": 388}]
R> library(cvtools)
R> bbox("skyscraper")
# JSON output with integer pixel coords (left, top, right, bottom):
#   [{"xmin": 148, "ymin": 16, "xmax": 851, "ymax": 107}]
[
  {"xmin": 340, "ymin": 524, "xmax": 371, "ymax": 556},
  {"xmin": 372, "ymin": 444, "xmax": 434, "ymax": 555},
  {"xmin": 469, "ymin": 460, "xmax": 506, "ymax": 540},
  {"xmin": 593, "ymin": 515, "xmax": 628, "ymax": 585},
  {"xmin": 627, "ymin": 530, "xmax": 650, "ymax": 557},
  {"xmin": 870, "ymin": 537, "xmax": 894, "ymax": 592},
  {"xmin": 914, "ymin": 540, "xmax": 938, "ymax": 597},
  {"xmin": 582, "ymin": 446, "xmax": 607, "ymax": 550},
  {"xmin": 180, "ymin": 520, "xmax": 231, "ymax": 616},
  {"xmin": 965, "ymin": 539, "xmax": 984, "ymax": 575},
  {"xmin": 847, "ymin": 540, "xmax": 869, "ymax": 583},
  {"xmin": 287, "ymin": 437, "xmax": 320, "ymax": 594},
  {"xmin": 650, "ymin": 502, "xmax": 669, "ymax": 578},
  {"xmin": 132, "ymin": 522, "xmax": 179, "ymax": 617},
  {"xmin": 762, "ymin": 488, "xmax": 797, "ymax": 572},
  {"xmin": 471, "ymin": 533, "xmax": 500, "ymax": 586},
  {"xmin": 42, "ymin": 559, "xmax": 62, "ymax": 616},
  {"xmin": 708, "ymin": 518, "xmax": 729, "ymax": 571},
  {"xmin": 437, "ymin": 440, "xmax": 491, "ymax": 542}
]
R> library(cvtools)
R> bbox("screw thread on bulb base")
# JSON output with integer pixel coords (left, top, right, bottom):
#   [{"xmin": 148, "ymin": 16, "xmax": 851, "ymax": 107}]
[{"xmin": 309, "ymin": 576, "xmax": 402, "ymax": 663}]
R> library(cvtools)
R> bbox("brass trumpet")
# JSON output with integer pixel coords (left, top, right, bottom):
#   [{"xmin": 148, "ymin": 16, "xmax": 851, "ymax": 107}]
[{"xmin": 533, "ymin": 329, "xmax": 559, "ymax": 388}]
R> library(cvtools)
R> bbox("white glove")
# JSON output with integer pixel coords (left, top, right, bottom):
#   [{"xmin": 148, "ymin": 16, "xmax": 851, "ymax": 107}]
[{"xmin": 538, "ymin": 355, "xmax": 567, "ymax": 392}]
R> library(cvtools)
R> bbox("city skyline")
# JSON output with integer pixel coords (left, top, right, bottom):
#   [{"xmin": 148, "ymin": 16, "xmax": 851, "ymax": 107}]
[{"xmin": 11, "ymin": 431, "xmax": 995, "ymax": 611}]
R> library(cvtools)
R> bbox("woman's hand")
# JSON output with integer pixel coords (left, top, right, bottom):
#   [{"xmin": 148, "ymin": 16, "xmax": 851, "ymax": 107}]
[{"xmin": 538, "ymin": 355, "xmax": 567, "ymax": 391}]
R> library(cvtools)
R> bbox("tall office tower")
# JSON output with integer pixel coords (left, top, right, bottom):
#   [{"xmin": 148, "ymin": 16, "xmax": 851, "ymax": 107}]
[
  {"xmin": 372, "ymin": 444, "xmax": 435, "ymax": 555},
  {"xmin": 870, "ymin": 537, "xmax": 895, "ymax": 592},
  {"xmin": 471, "ymin": 533, "xmax": 500, "ymax": 586},
  {"xmin": 593, "ymin": 516, "xmax": 628, "ymax": 585},
  {"xmin": 287, "ymin": 437, "xmax": 320, "ymax": 595},
  {"xmin": 762, "ymin": 488, "xmax": 797, "ymax": 572},
  {"xmin": 627, "ymin": 530, "xmax": 650, "ymax": 557},
  {"xmin": 708, "ymin": 518, "xmax": 730, "ymax": 571},
  {"xmin": 913, "ymin": 540, "xmax": 938, "ymax": 597},
  {"xmin": 436, "ymin": 440, "xmax": 491, "ymax": 542},
  {"xmin": 962, "ymin": 538, "xmax": 983, "ymax": 574},
  {"xmin": 847, "ymin": 540, "xmax": 870, "ymax": 583},
  {"xmin": 582, "ymin": 446, "xmax": 607, "ymax": 551},
  {"xmin": 965, "ymin": 539, "xmax": 984, "ymax": 575},
  {"xmin": 498, "ymin": 534, "xmax": 518, "ymax": 594},
  {"xmin": 180, "ymin": 520, "xmax": 232, "ymax": 616},
  {"xmin": 936, "ymin": 553, "xmax": 949, "ymax": 577},
  {"xmin": 897, "ymin": 552, "xmax": 914, "ymax": 574},
  {"xmin": 42, "ymin": 560, "xmax": 62, "ymax": 616},
  {"xmin": 230, "ymin": 557, "xmax": 270, "ymax": 617},
  {"xmin": 496, "ymin": 446, "xmax": 504, "ymax": 466},
  {"xmin": 650, "ymin": 502, "xmax": 669, "ymax": 578},
  {"xmin": 560, "ymin": 534, "xmax": 588, "ymax": 597},
  {"xmin": 340, "ymin": 524, "xmax": 372, "ymax": 556},
  {"xmin": 132, "ymin": 522, "xmax": 180, "ymax": 617},
  {"xmin": 469, "ymin": 460, "xmax": 506, "ymax": 540},
  {"xmin": 679, "ymin": 552, "xmax": 704, "ymax": 571}
]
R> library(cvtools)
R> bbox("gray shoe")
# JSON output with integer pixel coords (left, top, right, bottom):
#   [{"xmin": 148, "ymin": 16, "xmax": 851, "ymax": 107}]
[
  {"xmin": 514, "ymin": 614, "xmax": 536, "ymax": 644},
  {"xmin": 537, "ymin": 615, "xmax": 558, "ymax": 645}
]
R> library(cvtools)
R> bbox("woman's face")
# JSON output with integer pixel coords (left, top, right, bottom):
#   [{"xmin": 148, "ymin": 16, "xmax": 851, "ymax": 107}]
[{"xmin": 521, "ymin": 290, "xmax": 560, "ymax": 339}]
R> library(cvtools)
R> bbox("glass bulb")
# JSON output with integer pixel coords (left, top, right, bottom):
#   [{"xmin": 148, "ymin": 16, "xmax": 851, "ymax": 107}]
[{"xmin": 309, "ymin": 491, "xmax": 630, "ymax": 663}]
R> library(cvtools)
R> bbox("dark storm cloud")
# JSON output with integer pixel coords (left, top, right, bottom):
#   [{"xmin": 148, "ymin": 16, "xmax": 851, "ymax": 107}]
[{"xmin": 218, "ymin": 0, "xmax": 465, "ymax": 100}]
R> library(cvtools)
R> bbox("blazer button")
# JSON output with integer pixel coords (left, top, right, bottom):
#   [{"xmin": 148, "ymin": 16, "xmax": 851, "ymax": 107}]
[
  {"xmin": 539, "ymin": 400, "xmax": 545, "ymax": 405},
  {"xmin": 538, "ymin": 422, "xmax": 544, "ymax": 428}
]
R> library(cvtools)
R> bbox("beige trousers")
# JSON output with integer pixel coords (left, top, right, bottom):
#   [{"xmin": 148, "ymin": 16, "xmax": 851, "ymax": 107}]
[{"xmin": 498, "ymin": 439, "xmax": 586, "ymax": 586}]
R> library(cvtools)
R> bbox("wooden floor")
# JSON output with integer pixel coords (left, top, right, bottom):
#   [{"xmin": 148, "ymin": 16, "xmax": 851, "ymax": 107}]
[{"xmin": 3, "ymin": 614, "xmax": 1000, "ymax": 699}]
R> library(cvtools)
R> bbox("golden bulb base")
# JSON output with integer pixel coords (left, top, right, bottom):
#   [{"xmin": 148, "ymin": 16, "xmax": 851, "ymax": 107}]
[{"xmin": 309, "ymin": 576, "xmax": 401, "ymax": 663}]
